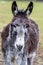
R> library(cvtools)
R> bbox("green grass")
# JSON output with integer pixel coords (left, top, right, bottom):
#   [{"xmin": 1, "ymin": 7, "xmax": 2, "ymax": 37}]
[{"xmin": 0, "ymin": 1, "xmax": 43, "ymax": 49}]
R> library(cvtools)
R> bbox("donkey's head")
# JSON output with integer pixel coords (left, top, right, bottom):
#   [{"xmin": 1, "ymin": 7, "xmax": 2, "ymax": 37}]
[{"xmin": 9, "ymin": 1, "xmax": 33, "ymax": 52}]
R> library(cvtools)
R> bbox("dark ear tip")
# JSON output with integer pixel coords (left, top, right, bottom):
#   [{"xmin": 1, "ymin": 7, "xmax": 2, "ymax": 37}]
[
  {"xmin": 30, "ymin": 2, "xmax": 33, "ymax": 4},
  {"xmin": 12, "ymin": 1, "xmax": 16, "ymax": 4},
  {"xmin": 12, "ymin": 1, "xmax": 17, "ymax": 6},
  {"xmin": 29, "ymin": 1, "xmax": 33, "ymax": 6}
]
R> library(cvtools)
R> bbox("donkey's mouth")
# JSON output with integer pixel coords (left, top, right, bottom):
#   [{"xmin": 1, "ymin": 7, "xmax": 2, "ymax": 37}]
[
  {"xmin": 16, "ymin": 45, "xmax": 22, "ymax": 51},
  {"xmin": 15, "ymin": 44, "xmax": 24, "ymax": 54}
]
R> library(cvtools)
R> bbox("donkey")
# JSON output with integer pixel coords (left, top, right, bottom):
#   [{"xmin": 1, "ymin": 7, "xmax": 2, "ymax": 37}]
[{"xmin": 1, "ymin": 1, "xmax": 39, "ymax": 65}]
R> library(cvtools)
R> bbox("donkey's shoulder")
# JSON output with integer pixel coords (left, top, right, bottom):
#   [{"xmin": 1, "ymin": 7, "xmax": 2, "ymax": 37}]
[
  {"xmin": 1, "ymin": 23, "xmax": 10, "ymax": 41},
  {"xmin": 30, "ymin": 19, "xmax": 39, "ymax": 31}
]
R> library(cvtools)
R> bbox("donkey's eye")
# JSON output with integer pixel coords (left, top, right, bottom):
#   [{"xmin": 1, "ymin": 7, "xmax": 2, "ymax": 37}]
[
  {"xmin": 15, "ymin": 24, "xmax": 20, "ymax": 26},
  {"xmin": 25, "ymin": 24, "xmax": 29, "ymax": 28},
  {"xmin": 11, "ymin": 24, "xmax": 16, "ymax": 28}
]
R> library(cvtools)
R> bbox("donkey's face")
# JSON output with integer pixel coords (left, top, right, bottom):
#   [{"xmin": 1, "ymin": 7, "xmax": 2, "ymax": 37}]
[
  {"xmin": 10, "ymin": 1, "xmax": 33, "ymax": 52},
  {"xmin": 10, "ymin": 18, "xmax": 30, "ymax": 52}
]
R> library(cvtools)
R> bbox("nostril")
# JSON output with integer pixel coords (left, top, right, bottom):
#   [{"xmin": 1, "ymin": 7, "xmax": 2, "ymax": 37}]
[{"xmin": 16, "ymin": 45, "xmax": 23, "ymax": 51}]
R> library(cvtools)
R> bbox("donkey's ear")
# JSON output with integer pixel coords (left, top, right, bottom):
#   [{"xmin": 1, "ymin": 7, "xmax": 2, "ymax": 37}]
[
  {"xmin": 24, "ymin": 2, "xmax": 33, "ymax": 15},
  {"xmin": 11, "ymin": 1, "xmax": 18, "ymax": 15}
]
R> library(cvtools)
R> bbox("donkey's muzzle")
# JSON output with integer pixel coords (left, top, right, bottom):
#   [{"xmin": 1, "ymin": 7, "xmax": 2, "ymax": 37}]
[{"xmin": 16, "ymin": 45, "xmax": 23, "ymax": 51}]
